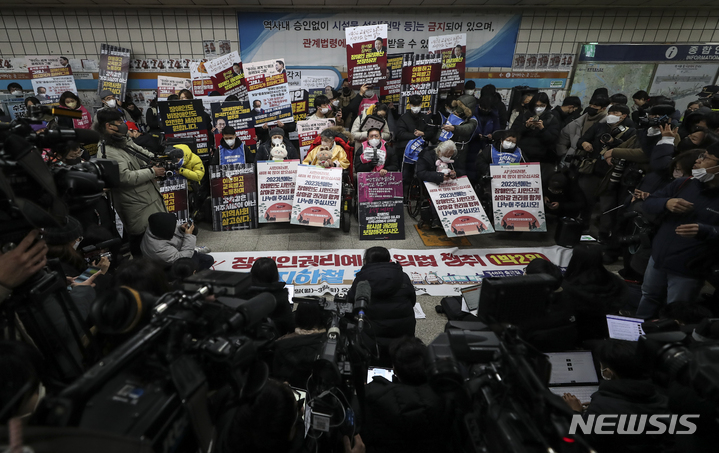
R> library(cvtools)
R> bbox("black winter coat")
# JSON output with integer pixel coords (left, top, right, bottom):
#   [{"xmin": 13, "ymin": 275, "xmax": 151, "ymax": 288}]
[
  {"xmin": 244, "ymin": 281, "xmax": 294, "ymax": 336},
  {"xmin": 416, "ymin": 146, "xmax": 466, "ymax": 185},
  {"xmin": 510, "ymin": 110, "xmax": 561, "ymax": 163},
  {"xmin": 395, "ymin": 111, "xmax": 434, "ymax": 157},
  {"xmin": 362, "ymin": 378, "xmax": 455, "ymax": 453},
  {"xmin": 346, "ymin": 262, "xmax": 416, "ymax": 348},
  {"xmin": 354, "ymin": 141, "xmax": 398, "ymax": 173},
  {"xmin": 582, "ymin": 379, "xmax": 671, "ymax": 453},
  {"xmin": 271, "ymin": 332, "xmax": 325, "ymax": 388},
  {"xmin": 255, "ymin": 137, "xmax": 300, "ymax": 161}
]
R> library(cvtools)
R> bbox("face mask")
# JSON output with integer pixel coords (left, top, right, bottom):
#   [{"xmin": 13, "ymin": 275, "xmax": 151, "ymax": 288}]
[
  {"xmin": 272, "ymin": 137, "xmax": 283, "ymax": 146},
  {"xmin": 254, "ymin": 108, "xmax": 261, "ymax": 113},
  {"xmin": 410, "ymin": 106, "xmax": 421, "ymax": 114},
  {"xmin": 65, "ymin": 100, "xmax": 78, "ymax": 109},
  {"xmin": 606, "ymin": 114, "xmax": 621, "ymax": 124},
  {"xmin": 73, "ymin": 238, "xmax": 82, "ymax": 250},
  {"xmin": 225, "ymin": 138, "xmax": 236, "ymax": 147},
  {"xmin": 647, "ymin": 127, "xmax": 661, "ymax": 136},
  {"xmin": 502, "ymin": 140, "xmax": 516, "ymax": 150},
  {"xmin": 332, "ymin": 100, "xmax": 339, "ymax": 107},
  {"xmin": 601, "ymin": 367, "xmax": 612, "ymax": 381},
  {"xmin": 535, "ymin": 106, "xmax": 546, "ymax": 115},
  {"xmin": 673, "ymin": 168, "xmax": 684, "ymax": 179},
  {"xmin": 321, "ymin": 142, "xmax": 333, "ymax": 149},
  {"xmin": 692, "ymin": 165, "xmax": 719, "ymax": 182},
  {"xmin": 368, "ymin": 138, "xmax": 380, "ymax": 147},
  {"xmin": 320, "ymin": 107, "xmax": 329, "ymax": 115},
  {"xmin": 364, "ymin": 90, "xmax": 374, "ymax": 98},
  {"xmin": 114, "ymin": 123, "xmax": 128, "ymax": 136},
  {"xmin": 11, "ymin": 90, "xmax": 22, "ymax": 96},
  {"xmin": 586, "ymin": 107, "xmax": 599, "ymax": 116},
  {"xmin": 106, "ymin": 99, "xmax": 117, "ymax": 108},
  {"xmin": 464, "ymin": 89, "xmax": 475, "ymax": 96},
  {"xmin": 440, "ymin": 155, "xmax": 454, "ymax": 163},
  {"xmin": 342, "ymin": 87, "xmax": 351, "ymax": 95}
]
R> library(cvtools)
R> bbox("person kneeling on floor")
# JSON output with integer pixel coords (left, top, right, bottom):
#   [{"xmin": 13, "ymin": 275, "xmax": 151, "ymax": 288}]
[{"xmin": 141, "ymin": 212, "xmax": 213, "ymax": 271}]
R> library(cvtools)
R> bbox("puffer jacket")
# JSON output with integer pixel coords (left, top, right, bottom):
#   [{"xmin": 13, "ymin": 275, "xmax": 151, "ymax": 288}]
[
  {"xmin": 102, "ymin": 137, "xmax": 167, "ymax": 235},
  {"xmin": 173, "ymin": 144, "xmax": 205, "ymax": 183}
]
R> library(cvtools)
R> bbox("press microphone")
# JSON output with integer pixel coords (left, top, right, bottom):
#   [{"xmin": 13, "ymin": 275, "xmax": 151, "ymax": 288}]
[
  {"xmin": 354, "ymin": 280, "xmax": 371, "ymax": 333},
  {"xmin": 36, "ymin": 128, "xmax": 101, "ymax": 145},
  {"xmin": 222, "ymin": 292, "xmax": 277, "ymax": 331}
]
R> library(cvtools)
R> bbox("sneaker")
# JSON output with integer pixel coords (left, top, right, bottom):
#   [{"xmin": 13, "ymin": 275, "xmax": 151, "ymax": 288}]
[
  {"xmin": 194, "ymin": 245, "xmax": 211, "ymax": 254},
  {"xmin": 431, "ymin": 219, "xmax": 442, "ymax": 229}
]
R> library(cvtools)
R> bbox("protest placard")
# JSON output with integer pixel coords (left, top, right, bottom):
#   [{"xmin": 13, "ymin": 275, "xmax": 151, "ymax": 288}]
[
  {"xmin": 399, "ymin": 53, "xmax": 441, "ymax": 114},
  {"xmin": 158, "ymin": 99, "xmax": 210, "ymax": 157},
  {"xmin": 257, "ymin": 160, "xmax": 300, "ymax": 223},
  {"xmin": 159, "ymin": 177, "xmax": 190, "ymax": 224},
  {"xmin": 204, "ymin": 51, "xmax": 248, "ymax": 100},
  {"xmin": 27, "ymin": 66, "xmax": 77, "ymax": 105},
  {"xmin": 157, "ymin": 76, "xmax": 192, "ymax": 100},
  {"xmin": 243, "ymin": 58, "xmax": 294, "ymax": 127},
  {"xmin": 346, "ymin": 24, "xmax": 388, "ymax": 88},
  {"xmin": 97, "ymin": 44, "xmax": 131, "ymax": 101},
  {"xmin": 296, "ymin": 119, "xmax": 334, "ymax": 160},
  {"xmin": 379, "ymin": 53, "xmax": 411, "ymax": 106},
  {"xmin": 210, "ymin": 163, "xmax": 258, "ymax": 231},
  {"xmin": 189, "ymin": 61, "xmax": 215, "ymax": 97},
  {"xmin": 290, "ymin": 165, "xmax": 342, "ymax": 229},
  {"xmin": 425, "ymin": 176, "xmax": 494, "ymax": 237},
  {"xmin": 428, "ymin": 34, "xmax": 467, "ymax": 91},
  {"xmin": 210, "ymin": 101, "xmax": 256, "ymax": 157},
  {"xmin": 490, "ymin": 163, "xmax": 547, "ymax": 232},
  {"xmin": 358, "ymin": 172, "xmax": 404, "ymax": 240}
]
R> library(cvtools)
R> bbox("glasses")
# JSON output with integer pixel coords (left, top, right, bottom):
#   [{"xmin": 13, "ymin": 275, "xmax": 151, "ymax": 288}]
[{"xmin": 698, "ymin": 153, "xmax": 719, "ymax": 162}]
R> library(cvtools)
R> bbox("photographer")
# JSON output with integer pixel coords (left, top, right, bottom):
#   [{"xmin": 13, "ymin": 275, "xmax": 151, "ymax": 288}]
[
  {"xmin": 346, "ymin": 247, "xmax": 416, "ymax": 366},
  {"xmin": 127, "ymin": 121, "xmax": 163, "ymax": 156},
  {"xmin": 362, "ymin": 337, "xmax": 453, "ymax": 453},
  {"xmin": 635, "ymin": 144, "xmax": 719, "ymax": 319},
  {"xmin": 96, "ymin": 109, "xmax": 167, "ymax": 257},
  {"xmin": 140, "ymin": 213, "xmax": 213, "ymax": 271},
  {"xmin": 167, "ymin": 144, "xmax": 205, "ymax": 183},
  {"xmin": 510, "ymin": 92, "xmax": 560, "ymax": 180},
  {"xmin": 354, "ymin": 127, "xmax": 398, "ymax": 175}
]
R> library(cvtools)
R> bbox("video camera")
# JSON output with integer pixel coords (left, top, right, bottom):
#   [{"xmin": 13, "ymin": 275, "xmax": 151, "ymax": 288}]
[
  {"xmin": 636, "ymin": 104, "xmax": 676, "ymax": 129},
  {"xmin": 33, "ymin": 272, "xmax": 279, "ymax": 453}
]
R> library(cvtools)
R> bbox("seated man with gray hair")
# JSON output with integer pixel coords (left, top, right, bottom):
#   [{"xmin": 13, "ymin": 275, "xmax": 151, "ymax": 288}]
[{"xmin": 415, "ymin": 140, "xmax": 464, "ymax": 229}]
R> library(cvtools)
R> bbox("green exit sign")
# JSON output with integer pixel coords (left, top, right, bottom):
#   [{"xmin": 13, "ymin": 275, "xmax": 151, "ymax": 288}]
[{"xmin": 584, "ymin": 44, "xmax": 596, "ymax": 57}]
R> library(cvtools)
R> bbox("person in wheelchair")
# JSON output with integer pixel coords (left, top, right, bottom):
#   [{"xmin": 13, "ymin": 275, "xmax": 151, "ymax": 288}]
[
  {"xmin": 302, "ymin": 129, "xmax": 351, "ymax": 169},
  {"xmin": 476, "ymin": 130, "xmax": 524, "ymax": 178},
  {"xmin": 354, "ymin": 127, "xmax": 398, "ymax": 175},
  {"xmin": 416, "ymin": 140, "xmax": 463, "ymax": 229}
]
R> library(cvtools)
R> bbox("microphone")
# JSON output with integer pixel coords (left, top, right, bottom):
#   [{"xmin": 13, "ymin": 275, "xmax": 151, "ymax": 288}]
[
  {"xmin": 81, "ymin": 237, "xmax": 123, "ymax": 254},
  {"xmin": 354, "ymin": 280, "xmax": 371, "ymax": 333},
  {"xmin": 223, "ymin": 292, "xmax": 277, "ymax": 331},
  {"xmin": 36, "ymin": 128, "xmax": 101, "ymax": 146}
]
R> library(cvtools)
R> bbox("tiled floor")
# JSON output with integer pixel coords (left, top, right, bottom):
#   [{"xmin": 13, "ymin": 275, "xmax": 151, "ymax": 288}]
[{"xmin": 194, "ymin": 210, "xmax": 572, "ymax": 345}]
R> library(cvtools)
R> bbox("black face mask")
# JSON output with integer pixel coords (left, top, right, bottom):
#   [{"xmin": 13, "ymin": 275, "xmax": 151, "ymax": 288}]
[
  {"xmin": 342, "ymin": 87, "xmax": 351, "ymax": 95},
  {"xmin": 586, "ymin": 107, "xmax": 599, "ymax": 116},
  {"xmin": 677, "ymin": 137, "xmax": 698, "ymax": 152}
]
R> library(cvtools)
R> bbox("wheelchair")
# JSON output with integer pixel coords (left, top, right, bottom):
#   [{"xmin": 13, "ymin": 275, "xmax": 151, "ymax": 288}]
[{"xmin": 339, "ymin": 146, "xmax": 356, "ymax": 233}]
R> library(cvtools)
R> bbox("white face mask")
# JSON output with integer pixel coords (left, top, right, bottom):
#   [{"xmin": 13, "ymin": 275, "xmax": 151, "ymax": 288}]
[
  {"xmin": 535, "ymin": 106, "xmax": 546, "ymax": 115},
  {"xmin": 440, "ymin": 155, "xmax": 454, "ymax": 163},
  {"xmin": 225, "ymin": 138, "xmax": 236, "ymax": 147},
  {"xmin": 332, "ymin": 100, "xmax": 339, "ymax": 107},
  {"xmin": 606, "ymin": 114, "xmax": 621, "ymax": 124},
  {"xmin": 410, "ymin": 106, "xmax": 421, "ymax": 114},
  {"xmin": 647, "ymin": 127, "xmax": 661, "ymax": 136},
  {"xmin": 502, "ymin": 140, "xmax": 516, "ymax": 150},
  {"xmin": 106, "ymin": 99, "xmax": 117, "ymax": 108},
  {"xmin": 254, "ymin": 108, "xmax": 261, "ymax": 113},
  {"xmin": 465, "ymin": 89, "xmax": 475, "ymax": 96},
  {"xmin": 320, "ymin": 107, "xmax": 329, "ymax": 115},
  {"xmin": 673, "ymin": 168, "xmax": 684, "ymax": 179},
  {"xmin": 368, "ymin": 138, "xmax": 380, "ymax": 147},
  {"xmin": 364, "ymin": 90, "xmax": 374, "ymax": 98},
  {"xmin": 272, "ymin": 137, "xmax": 283, "ymax": 146},
  {"xmin": 692, "ymin": 165, "xmax": 719, "ymax": 182},
  {"xmin": 11, "ymin": 90, "xmax": 22, "ymax": 96}
]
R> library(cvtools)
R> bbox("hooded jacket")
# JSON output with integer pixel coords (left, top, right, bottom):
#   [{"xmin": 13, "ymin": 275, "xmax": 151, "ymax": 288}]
[
  {"xmin": 346, "ymin": 261, "xmax": 416, "ymax": 348},
  {"xmin": 140, "ymin": 225, "xmax": 196, "ymax": 266},
  {"xmin": 173, "ymin": 144, "xmax": 205, "ymax": 183},
  {"xmin": 556, "ymin": 111, "xmax": 608, "ymax": 158},
  {"xmin": 362, "ymin": 378, "xmax": 454, "ymax": 453},
  {"xmin": 102, "ymin": 137, "xmax": 167, "ymax": 236}
]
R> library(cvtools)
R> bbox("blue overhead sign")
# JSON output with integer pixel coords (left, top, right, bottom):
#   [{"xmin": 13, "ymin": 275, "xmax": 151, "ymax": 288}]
[{"xmin": 579, "ymin": 44, "xmax": 719, "ymax": 62}]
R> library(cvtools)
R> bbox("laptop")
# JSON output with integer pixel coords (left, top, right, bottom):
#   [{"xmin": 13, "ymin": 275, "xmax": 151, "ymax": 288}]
[
  {"xmin": 546, "ymin": 351, "xmax": 600, "ymax": 405},
  {"xmin": 460, "ymin": 283, "xmax": 482, "ymax": 314},
  {"xmin": 606, "ymin": 315, "xmax": 646, "ymax": 341}
]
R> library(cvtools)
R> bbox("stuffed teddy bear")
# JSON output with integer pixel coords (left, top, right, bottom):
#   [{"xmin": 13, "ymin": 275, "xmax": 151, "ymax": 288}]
[
  {"xmin": 435, "ymin": 159, "xmax": 451, "ymax": 175},
  {"xmin": 316, "ymin": 148, "xmax": 334, "ymax": 168},
  {"xmin": 270, "ymin": 142, "xmax": 288, "ymax": 160}
]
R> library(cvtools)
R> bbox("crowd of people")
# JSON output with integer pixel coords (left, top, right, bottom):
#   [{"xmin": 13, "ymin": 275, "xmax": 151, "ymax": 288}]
[{"xmin": 1, "ymin": 71, "xmax": 719, "ymax": 452}]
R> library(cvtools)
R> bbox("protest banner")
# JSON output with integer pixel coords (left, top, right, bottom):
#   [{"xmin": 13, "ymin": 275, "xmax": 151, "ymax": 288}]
[
  {"xmin": 243, "ymin": 58, "xmax": 294, "ymax": 127},
  {"xmin": 211, "ymin": 245, "xmax": 572, "ymax": 297},
  {"xmin": 290, "ymin": 165, "xmax": 342, "ymax": 228},
  {"xmin": 290, "ymin": 88, "xmax": 309, "ymax": 123},
  {"xmin": 210, "ymin": 101, "xmax": 256, "ymax": 157},
  {"xmin": 428, "ymin": 33, "xmax": 467, "ymax": 91},
  {"xmin": 97, "ymin": 44, "xmax": 131, "ymax": 101},
  {"xmin": 490, "ymin": 163, "xmax": 547, "ymax": 232},
  {"xmin": 27, "ymin": 66, "xmax": 77, "ymax": 105},
  {"xmin": 204, "ymin": 51, "xmax": 248, "ymax": 100},
  {"xmin": 189, "ymin": 61, "xmax": 215, "ymax": 97},
  {"xmin": 425, "ymin": 176, "xmax": 494, "ymax": 237},
  {"xmin": 210, "ymin": 163, "xmax": 258, "ymax": 231},
  {"xmin": 358, "ymin": 172, "xmax": 404, "ymax": 241},
  {"xmin": 159, "ymin": 177, "xmax": 190, "ymax": 224},
  {"xmin": 380, "ymin": 53, "xmax": 410, "ymax": 105},
  {"xmin": 296, "ymin": 119, "xmax": 334, "ymax": 160},
  {"xmin": 257, "ymin": 160, "xmax": 300, "ymax": 223},
  {"xmin": 158, "ymin": 99, "xmax": 210, "ymax": 157},
  {"xmin": 399, "ymin": 53, "xmax": 441, "ymax": 114},
  {"xmin": 346, "ymin": 24, "xmax": 388, "ymax": 88},
  {"xmin": 157, "ymin": 76, "xmax": 192, "ymax": 100}
]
